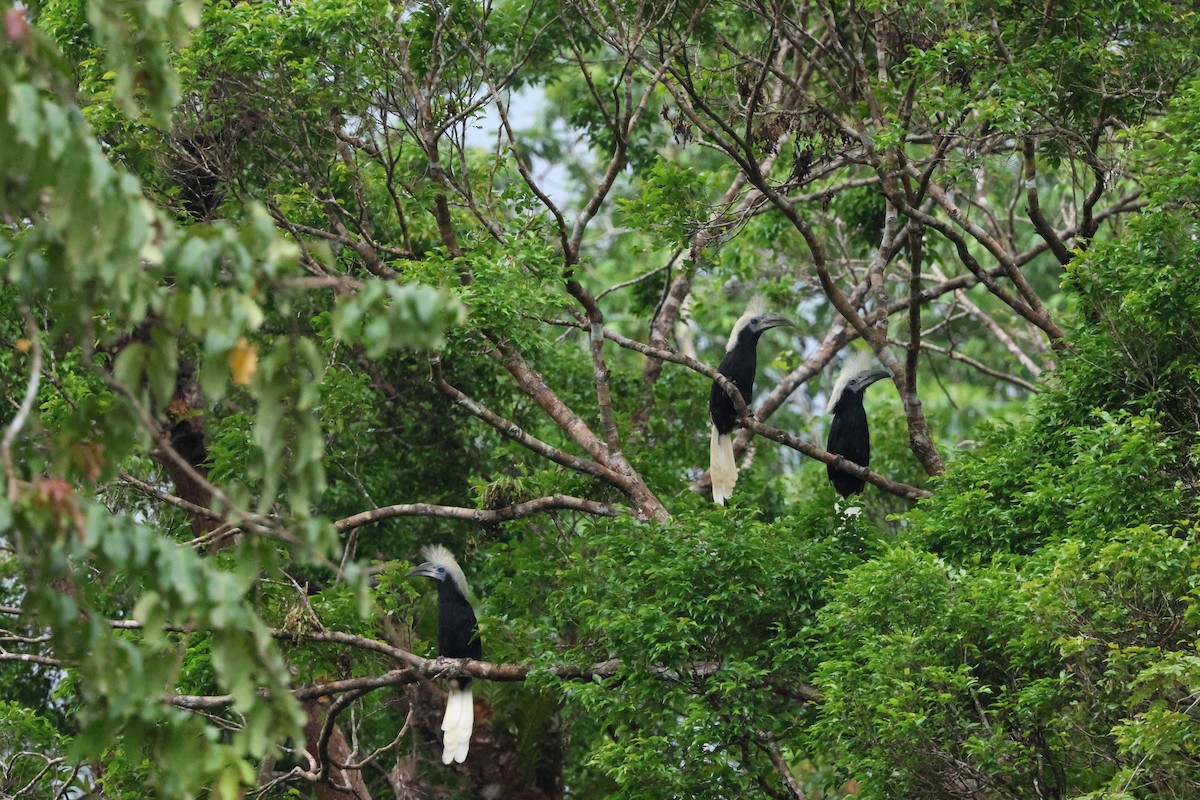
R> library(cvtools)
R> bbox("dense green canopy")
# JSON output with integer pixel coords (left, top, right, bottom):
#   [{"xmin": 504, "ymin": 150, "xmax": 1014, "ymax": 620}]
[{"xmin": 2, "ymin": 0, "xmax": 1200, "ymax": 797}]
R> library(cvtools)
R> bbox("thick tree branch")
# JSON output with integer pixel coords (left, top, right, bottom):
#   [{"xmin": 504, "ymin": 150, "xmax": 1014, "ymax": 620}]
[
  {"xmin": 334, "ymin": 495, "xmax": 625, "ymax": 532},
  {"xmin": 118, "ymin": 470, "xmax": 224, "ymax": 522},
  {"xmin": 760, "ymin": 735, "xmax": 808, "ymax": 800},
  {"xmin": 432, "ymin": 356, "xmax": 662, "ymax": 518},
  {"xmin": 906, "ymin": 224, "xmax": 925, "ymax": 401},
  {"xmin": 549, "ymin": 320, "xmax": 929, "ymax": 500},
  {"xmin": 430, "ymin": 357, "xmax": 623, "ymax": 484},
  {"xmin": 171, "ymin": 645, "xmax": 825, "ymax": 707},
  {"xmin": 3, "ymin": 310, "xmax": 40, "ymax": 501},
  {"xmin": 743, "ymin": 417, "xmax": 932, "ymax": 501},
  {"xmin": 490, "ymin": 342, "xmax": 609, "ymax": 462},
  {"xmin": 435, "ymin": 354, "xmax": 668, "ymax": 521},
  {"xmin": 0, "ymin": 606, "xmax": 823, "ymax": 711},
  {"xmin": 0, "ymin": 650, "xmax": 60, "ymax": 667},
  {"xmin": 1023, "ymin": 137, "xmax": 1074, "ymax": 265},
  {"xmin": 898, "ymin": 165, "xmax": 1065, "ymax": 340}
]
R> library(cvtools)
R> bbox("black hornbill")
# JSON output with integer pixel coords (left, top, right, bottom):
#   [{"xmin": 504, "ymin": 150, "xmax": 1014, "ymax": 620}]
[
  {"xmin": 408, "ymin": 545, "xmax": 482, "ymax": 764},
  {"xmin": 708, "ymin": 301, "xmax": 794, "ymax": 504},
  {"xmin": 825, "ymin": 353, "xmax": 891, "ymax": 498}
]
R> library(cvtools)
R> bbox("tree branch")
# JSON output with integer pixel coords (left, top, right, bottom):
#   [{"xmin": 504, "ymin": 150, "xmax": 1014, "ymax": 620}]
[
  {"xmin": 118, "ymin": 470, "xmax": 224, "ymax": 522},
  {"xmin": 548, "ymin": 320, "xmax": 930, "ymax": 500},
  {"xmin": 0, "ymin": 606, "xmax": 823, "ymax": 708},
  {"xmin": 334, "ymin": 495, "xmax": 625, "ymax": 532},
  {"xmin": 1022, "ymin": 137, "xmax": 1073, "ymax": 265},
  {"xmin": 3, "ymin": 309, "xmax": 41, "ymax": 501},
  {"xmin": 169, "ymin": 645, "xmax": 824, "ymax": 707},
  {"xmin": 743, "ymin": 417, "xmax": 932, "ymax": 501}
]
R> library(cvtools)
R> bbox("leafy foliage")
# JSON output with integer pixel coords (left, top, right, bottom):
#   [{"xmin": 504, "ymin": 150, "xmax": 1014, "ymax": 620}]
[
  {"xmin": 3, "ymin": 0, "xmax": 1200, "ymax": 798},
  {"xmin": 813, "ymin": 78, "xmax": 1200, "ymax": 798}
]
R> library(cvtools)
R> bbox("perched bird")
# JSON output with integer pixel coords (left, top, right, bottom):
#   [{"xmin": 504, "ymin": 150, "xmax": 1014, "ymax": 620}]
[
  {"xmin": 708, "ymin": 299, "xmax": 795, "ymax": 504},
  {"xmin": 407, "ymin": 545, "xmax": 482, "ymax": 764},
  {"xmin": 825, "ymin": 351, "xmax": 891, "ymax": 497}
]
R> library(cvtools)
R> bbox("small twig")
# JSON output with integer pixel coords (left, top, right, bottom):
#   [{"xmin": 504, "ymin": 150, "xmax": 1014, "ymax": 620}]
[
  {"xmin": 892, "ymin": 339, "xmax": 1040, "ymax": 393},
  {"xmin": 52, "ymin": 764, "xmax": 81, "ymax": 800},
  {"xmin": 185, "ymin": 522, "xmax": 246, "ymax": 550},
  {"xmin": 337, "ymin": 705, "xmax": 413, "ymax": 771},
  {"xmin": 596, "ymin": 261, "xmax": 672, "ymax": 300},
  {"xmin": 1022, "ymin": 137, "xmax": 1073, "ymax": 265},
  {"xmin": 935, "ymin": 266, "xmax": 1044, "ymax": 376}
]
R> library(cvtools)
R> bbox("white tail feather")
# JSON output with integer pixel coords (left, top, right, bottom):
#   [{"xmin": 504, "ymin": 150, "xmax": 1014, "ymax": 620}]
[
  {"xmin": 441, "ymin": 687, "xmax": 474, "ymax": 764},
  {"xmin": 710, "ymin": 427, "xmax": 738, "ymax": 505}
]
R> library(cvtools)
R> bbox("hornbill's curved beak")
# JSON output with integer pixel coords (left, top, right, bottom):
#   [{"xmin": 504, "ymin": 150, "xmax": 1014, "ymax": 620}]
[
  {"xmin": 756, "ymin": 313, "xmax": 795, "ymax": 332},
  {"xmin": 854, "ymin": 369, "xmax": 891, "ymax": 390},
  {"xmin": 406, "ymin": 562, "xmax": 439, "ymax": 579}
]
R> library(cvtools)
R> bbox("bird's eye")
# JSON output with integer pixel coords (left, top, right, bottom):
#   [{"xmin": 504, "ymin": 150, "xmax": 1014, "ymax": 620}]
[
  {"xmin": 437, "ymin": 566, "xmax": 446, "ymax": 573},
  {"xmin": 750, "ymin": 316, "xmax": 760, "ymax": 326}
]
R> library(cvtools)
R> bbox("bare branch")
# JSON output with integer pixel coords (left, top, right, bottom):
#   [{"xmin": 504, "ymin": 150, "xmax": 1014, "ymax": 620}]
[
  {"xmin": 897, "ymin": 166, "xmax": 1065, "ymax": 340},
  {"xmin": 760, "ymin": 735, "xmax": 807, "ymax": 800},
  {"xmin": 743, "ymin": 417, "xmax": 932, "ymax": 501},
  {"xmin": 490, "ymin": 108, "xmax": 568, "ymax": 248},
  {"xmin": 597, "ymin": 260, "xmax": 673, "ymax": 301},
  {"xmin": 430, "ymin": 357, "xmax": 624, "ymax": 484},
  {"xmin": 0, "ymin": 650, "xmax": 60, "ymax": 667},
  {"xmin": 118, "ymin": 470, "xmax": 224, "ymax": 522},
  {"xmin": 929, "ymin": 264, "xmax": 1045, "ymax": 376},
  {"xmin": 0, "ymin": 604, "xmax": 823, "ymax": 708},
  {"xmin": 1023, "ymin": 137, "xmax": 1073, "ymax": 265},
  {"xmin": 168, "ymin": 644, "xmax": 824, "ymax": 708},
  {"xmin": 6, "ymin": 752, "xmax": 66, "ymax": 800},
  {"xmin": 433, "ymin": 355, "xmax": 668, "ymax": 521},
  {"xmin": 549, "ymin": 319, "xmax": 930, "ymax": 500},
  {"xmin": 3, "ymin": 309, "xmax": 41, "ymax": 501},
  {"xmin": 490, "ymin": 342, "xmax": 610, "ymax": 462},
  {"xmin": 897, "ymin": 340, "xmax": 1040, "ymax": 393},
  {"xmin": 906, "ymin": 224, "xmax": 925, "ymax": 401},
  {"xmin": 334, "ymin": 495, "xmax": 625, "ymax": 532}
]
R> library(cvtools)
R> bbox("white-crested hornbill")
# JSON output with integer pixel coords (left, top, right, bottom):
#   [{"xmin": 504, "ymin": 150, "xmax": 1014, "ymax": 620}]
[
  {"xmin": 407, "ymin": 545, "xmax": 482, "ymax": 764},
  {"xmin": 825, "ymin": 352, "xmax": 891, "ymax": 498},
  {"xmin": 708, "ymin": 300, "xmax": 795, "ymax": 505}
]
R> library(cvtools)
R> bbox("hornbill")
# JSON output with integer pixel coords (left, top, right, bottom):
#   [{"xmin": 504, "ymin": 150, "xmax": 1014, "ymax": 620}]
[
  {"xmin": 708, "ymin": 300, "xmax": 795, "ymax": 505},
  {"xmin": 407, "ymin": 545, "xmax": 482, "ymax": 764},
  {"xmin": 825, "ymin": 352, "xmax": 891, "ymax": 497}
]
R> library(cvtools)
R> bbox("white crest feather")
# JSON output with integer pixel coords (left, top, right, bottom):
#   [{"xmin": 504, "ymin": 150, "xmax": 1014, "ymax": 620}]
[
  {"xmin": 725, "ymin": 295, "xmax": 767, "ymax": 352},
  {"xmin": 421, "ymin": 544, "xmax": 469, "ymax": 597},
  {"xmin": 828, "ymin": 350, "xmax": 876, "ymax": 410}
]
